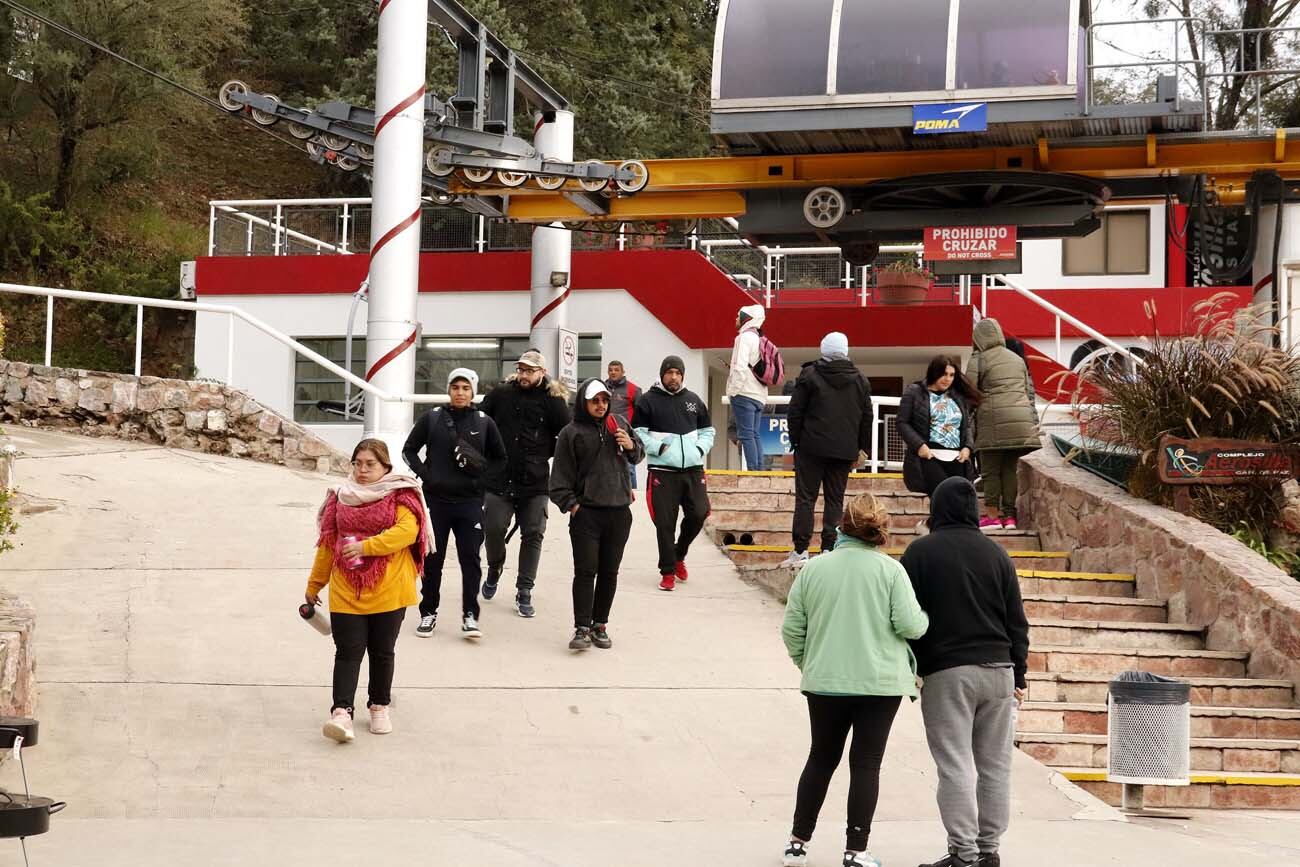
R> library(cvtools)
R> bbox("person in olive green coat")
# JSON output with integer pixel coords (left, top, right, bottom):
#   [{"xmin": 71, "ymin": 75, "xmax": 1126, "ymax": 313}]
[
  {"xmin": 967, "ymin": 318, "xmax": 1041, "ymax": 530},
  {"xmin": 779, "ymin": 494, "xmax": 929, "ymax": 867}
]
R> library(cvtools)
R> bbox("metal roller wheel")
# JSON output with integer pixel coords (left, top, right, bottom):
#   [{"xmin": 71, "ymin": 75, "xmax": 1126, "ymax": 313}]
[
  {"xmin": 217, "ymin": 80, "xmax": 249, "ymax": 112},
  {"xmin": 336, "ymin": 156, "xmax": 360, "ymax": 172},
  {"xmin": 562, "ymin": 219, "xmax": 593, "ymax": 231},
  {"xmin": 355, "ymin": 142, "xmax": 374, "ymax": 160},
  {"xmin": 250, "ymin": 94, "xmax": 280, "ymax": 126},
  {"xmin": 578, "ymin": 159, "xmax": 610, "ymax": 193},
  {"xmin": 426, "ymin": 147, "xmax": 456, "ymax": 177},
  {"xmin": 803, "ymin": 186, "xmax": 847, "ymax": 229},
  {"xmin": 431, "ymin": 191, "xmax": 456, "ymax": 206},
  {"xmin": 534, "ymin": 174, "xmax": 566, "ymax": 191},
  {"xmin": 615, "ymin": 159, "xmax": 649, "ymax": 194},
  {"xmin": 496, "ymin": 169, "xmax": 528, "ymax": 188},
  {"xmin": 462, "ymin": 151, "xmax": 494, "ymax": 185},
  {"xmin": 319, "ymin": 133, "xmax": 350, "ymax": 152},
  {"xmin": 287, "ymin": 122, "xmax": 315, "ymax": 140}
]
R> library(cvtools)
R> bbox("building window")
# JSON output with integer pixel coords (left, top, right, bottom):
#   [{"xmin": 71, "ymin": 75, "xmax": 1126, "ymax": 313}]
[
  {"xmin": 293, "ymin": 334, "xmax": 603, "ymax": 423},
  {"xmin": 1062, "ymin": 210, "xmax": 1150, "ymax": 276}
]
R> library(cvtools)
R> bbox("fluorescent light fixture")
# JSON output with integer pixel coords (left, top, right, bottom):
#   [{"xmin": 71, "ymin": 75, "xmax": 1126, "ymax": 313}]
[{"xmin": 424, "ymin": 340, "xmax": 501, "ymax": 351}]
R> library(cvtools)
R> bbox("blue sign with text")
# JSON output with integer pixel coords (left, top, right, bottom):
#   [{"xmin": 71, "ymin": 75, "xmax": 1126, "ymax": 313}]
[
  {"xmin": 760, "ymin": 416, "xmax": 793, "ymax": 456},
  {"xmin": 912, "ymin": 102, "xmax": 988, "ymax": 135}
]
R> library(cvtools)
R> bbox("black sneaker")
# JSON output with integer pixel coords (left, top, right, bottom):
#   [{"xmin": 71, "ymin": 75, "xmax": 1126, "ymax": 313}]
[
  {"xmin": 590, "ymin": 624, "xmax": 612, "ymax": 649},
  {"xmin": 975, "ymin": 855, "xmax": 999, "ymax": 867},
  {"xmin": 482, "ymin": 565, "xmax": 501, "ymax": 600},
  {"xmin": 515, "ymin": 590, "xmax": 536, "ymax": 618},
  {"xmin": 568, "ymin": 627, "xmax": 592, "ymax": 650},
  {"xmin": 918, "ymin": 852, "xmax": 974, "ymax": 867},
  {"xmin": 416, "ymin": 613, "xmax": 436, "ymax": 637}
]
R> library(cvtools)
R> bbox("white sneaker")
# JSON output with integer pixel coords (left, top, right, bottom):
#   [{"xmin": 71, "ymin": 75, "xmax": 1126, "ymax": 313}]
[
  {"xmin": 842, "ymin": 850, "xmax": 881, "ymax": 867},
  {"xmin": 462, "ymin": 614, "xmax": 482, "ymax": 639},
  {"xmin": 368, "ymin": 704, "xmax": 392, "ymax": 735},
  {"xmin": 782, "ymin": 839, "xmax": 809, "ymax": 866},
  {"xmin": 778, "ymin": 550, "xmax": 810, "ymax": 569},
  {"xmin": 322, "ymin": 708, "xmax": 354, "ymax": 743}
]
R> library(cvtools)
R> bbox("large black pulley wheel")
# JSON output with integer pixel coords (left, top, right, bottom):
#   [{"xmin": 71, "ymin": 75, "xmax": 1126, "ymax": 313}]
[{"xmin": 858, "ymin": 171, "xmax": 1110, "ymax": 213}]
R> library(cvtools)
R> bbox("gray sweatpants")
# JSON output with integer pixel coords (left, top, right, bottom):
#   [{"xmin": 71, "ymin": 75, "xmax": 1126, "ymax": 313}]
[{"xmin": 920, "ymin": 664, "xmax": 1017, "ymax": 862}]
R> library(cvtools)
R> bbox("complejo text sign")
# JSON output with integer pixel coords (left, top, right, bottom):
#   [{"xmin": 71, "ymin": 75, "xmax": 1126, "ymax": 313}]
[
  {"xmin": 1158, "ymin": 435, "xmax": 1299, "ymax": 485},
  {"xmin": 923, "ymin": 225, "xmax": 1017, "ymax": 261}
]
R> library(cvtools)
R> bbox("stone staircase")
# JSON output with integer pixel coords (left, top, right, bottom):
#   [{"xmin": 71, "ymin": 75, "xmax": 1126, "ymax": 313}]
[{"xmin": 706, "ymin": 470, "xmax": 1300, "ymax": 808}]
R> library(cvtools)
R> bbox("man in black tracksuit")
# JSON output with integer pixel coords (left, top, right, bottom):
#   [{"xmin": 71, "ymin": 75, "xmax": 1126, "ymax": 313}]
[
  {"xmin": 901, "ymin": 477, "xmax": 1029, "ymax": 867},
  {"xmin": 549, "ymin": 378, "xmax": 645, "ymax": 651},
  {"xmin": 785, "ymin": 332, "xmax": 871, "ymax": 563},
  {"xmin": 633, "ymin": 355, "xmax": 716, "ymax": 591},
  {"xmin": 479, "ymin": 349, "xmax": 571, "ymax": 618},
  {"xmin": 402, "ymin": 367, "xmax": 506, "ymax": 638}
]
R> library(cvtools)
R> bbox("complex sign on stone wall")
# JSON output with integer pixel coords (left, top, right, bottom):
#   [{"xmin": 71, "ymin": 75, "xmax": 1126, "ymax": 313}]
[{"xmin": 1158, "ymin": 436, "xmax": 1299, "ymax": 485}]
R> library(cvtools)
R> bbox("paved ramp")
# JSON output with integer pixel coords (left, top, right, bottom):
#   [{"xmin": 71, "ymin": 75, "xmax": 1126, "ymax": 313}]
[{"xmin": 1, "ymin": 428, "xmax": 1297, "ymax": 865}]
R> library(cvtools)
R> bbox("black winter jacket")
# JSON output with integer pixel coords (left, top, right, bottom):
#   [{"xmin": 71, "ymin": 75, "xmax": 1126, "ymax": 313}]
[
  {"xmin": 480, "ymin": 375, "xmax": 571, "ymax": 498},
  {"xmin": 549, "ymin": 378, "xmax": 646, "ymax": 512},
  {"xmin": 899, "ymin": 478, "xmax": 1030, "ymax": 688},
  {"xmin": 787, "ymin": 358, "xmax": 872, "ymax": 461},
  {"xmin": 402, "ymin": 406, "xmax": 507, "ymax": 504},
  {"xmin": 897, "ymin": 381, "xmax": 976, "ymax": 495}
]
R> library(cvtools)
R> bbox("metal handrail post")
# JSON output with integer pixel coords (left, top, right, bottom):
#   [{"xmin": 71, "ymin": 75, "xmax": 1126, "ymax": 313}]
[
  {"xmin": 273, "ymin": 204, "xmax": 284, "ymax": 256},
  {"xmin": 207, "ymin": 205, "xmax": 217, "ymax": 257},
  {"xmin": 134, "ymin": 305, "xmax": 144, "ymax": 376},
  {"xmin": 44, "ymin": 296, "xmax": 53, "ymax": 366},
  {"xmin": 340, "ymin": 203, "xmax": 351, "ymax": 254}
]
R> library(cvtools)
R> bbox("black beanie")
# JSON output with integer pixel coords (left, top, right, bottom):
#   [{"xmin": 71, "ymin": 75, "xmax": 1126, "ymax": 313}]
[{"xmin": 660, "ymin": 355, "xmax": 685, "ymax": 379}]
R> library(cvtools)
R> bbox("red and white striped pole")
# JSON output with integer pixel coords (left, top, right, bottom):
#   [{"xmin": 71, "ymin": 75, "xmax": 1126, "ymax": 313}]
[
  {"xmin": 365, "ymin": 0, "xmax": 427, "ymax": 453},
  {"xmin": 529, "ymin": 110, "xmax": 575, "ymax": 376}
]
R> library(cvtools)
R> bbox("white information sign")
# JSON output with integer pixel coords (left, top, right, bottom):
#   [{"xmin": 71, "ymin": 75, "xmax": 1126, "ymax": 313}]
[{"xmin": 558, "ymin": 328, "xmax": 579, "ymax": 392}]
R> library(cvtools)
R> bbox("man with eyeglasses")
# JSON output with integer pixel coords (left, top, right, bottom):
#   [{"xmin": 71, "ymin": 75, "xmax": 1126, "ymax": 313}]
[{"xmin": 479, "ymin": 349, "xmax": 572, "ymax": 618}]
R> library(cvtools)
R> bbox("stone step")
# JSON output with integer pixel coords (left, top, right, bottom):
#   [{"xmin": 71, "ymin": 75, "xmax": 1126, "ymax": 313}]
[
  {"xmin": 1028, "ymin": 645, "xmax": 1248, "ymax": 678},
  {"xmin": 723, "ymin": 540, "xmax": 1054, "ymax": 569},
  {"xmin": 1025, "ymin": 672, "xmax": 1296, "ymax": 708},
  {"xmin": 1017, "ymin": 570, "xmax": 1135, "ymax": 599},
  {"xmin": 1019, "ymin": 702, "xmax": 1300, "ymax": 739},
  {"xmin": 1029, "ymin": 618, "xmax": 1204, "ymax": 651},
  {"xmin": 708, "ymin": 520, "xmax": 1046, "ymax": 553},
  {"xmin": 704, "ymin": 470, "xmax": 907, "ymax": 494},
  {"xmin": 1015, "ymin": 732, "xmax": 1300, "ymax": 773},
  {"xmin": 1057, "ymin": 768, "xmax": 1300, "ymax": 809},
  {"xmin": 708, "ymin": 492, "xmax": 931, "ymax": 516},
  {"xmin": 1023, "ymin": 594, "xmax": 1166, "ymax": 623}
]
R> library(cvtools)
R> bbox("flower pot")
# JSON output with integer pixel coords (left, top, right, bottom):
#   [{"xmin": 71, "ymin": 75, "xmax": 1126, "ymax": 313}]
[{"xmin": 875, "ymin": 272, "xmax": 932, "ymax": 305}]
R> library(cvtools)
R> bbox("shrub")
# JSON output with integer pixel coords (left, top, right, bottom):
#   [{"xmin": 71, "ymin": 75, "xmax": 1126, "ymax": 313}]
[{"xmin": 1074, "ymin": 295, "xmax": 1300, "ymax": 534}]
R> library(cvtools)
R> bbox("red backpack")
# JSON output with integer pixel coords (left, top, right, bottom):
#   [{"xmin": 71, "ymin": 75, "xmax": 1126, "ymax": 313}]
[{"xmin": 751, "ymin": 333, "xmax": 785, "ymax": 386}]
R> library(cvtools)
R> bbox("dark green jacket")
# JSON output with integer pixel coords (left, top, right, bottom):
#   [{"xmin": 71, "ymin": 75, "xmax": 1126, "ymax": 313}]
[{"xmin": 968, "ymin": 319, "xmax": 1041, "ymax": 451}]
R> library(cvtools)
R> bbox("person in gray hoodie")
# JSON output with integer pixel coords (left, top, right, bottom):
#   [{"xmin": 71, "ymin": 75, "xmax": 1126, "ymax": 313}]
[{"xmin": 549, "ymin": 378, "xmax": 646, "ymax": 651}]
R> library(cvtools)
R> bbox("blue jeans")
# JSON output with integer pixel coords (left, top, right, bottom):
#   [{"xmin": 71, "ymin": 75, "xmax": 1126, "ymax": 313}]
[
  {"xmin": 731, "ymin": 395, "xmax": 765, "ymax": 471},
  {"xmin": 629, "ymin": 463, "xmax": 638, "ymax": 490}
]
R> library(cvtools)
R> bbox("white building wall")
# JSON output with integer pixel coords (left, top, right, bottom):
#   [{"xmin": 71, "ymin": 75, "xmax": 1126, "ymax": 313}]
[
  {"xmin": 194, "ymin": 289, "xmax": 700, "ymax": 455},
  {"xmin": 1018, "ymin": 203, "xmax": 1166, "ymax": 290}
]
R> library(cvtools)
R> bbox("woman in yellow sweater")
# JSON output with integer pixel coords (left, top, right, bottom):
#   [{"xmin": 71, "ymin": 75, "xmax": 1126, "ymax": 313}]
[{"xmin": 306, "ymin": 439, "xmax": 431, "ymax": 743}]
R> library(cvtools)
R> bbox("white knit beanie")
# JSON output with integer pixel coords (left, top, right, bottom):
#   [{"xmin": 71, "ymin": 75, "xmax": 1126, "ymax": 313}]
[
  {"xmin": 820, "ymin": 332, "xmax": 850, "ymax": 361},
  {"xmin": 447, "ymin": 367, "xmax": 479, "ymax": 394}
]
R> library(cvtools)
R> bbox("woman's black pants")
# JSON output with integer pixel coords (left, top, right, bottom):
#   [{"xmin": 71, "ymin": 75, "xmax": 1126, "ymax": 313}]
[{"xmin": 330, "ymin": 608, "xmax": 406, "ymax": 713}]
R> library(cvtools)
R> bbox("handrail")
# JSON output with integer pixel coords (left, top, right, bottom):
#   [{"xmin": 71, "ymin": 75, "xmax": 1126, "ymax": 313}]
[
  {"xmin": 719, "ymin": 394, "xmax": 903, "ymax": 472},
  {"xmin": 985, "ymin": 273, "xmax": 1137, "ymax": 363},
  {"xmin": 213, "ymin": 205, "xmax": 349, "ymax": 256},
  {"xmin": 0, "ymin": 281, "xmax": 452, "ymax": 406}
]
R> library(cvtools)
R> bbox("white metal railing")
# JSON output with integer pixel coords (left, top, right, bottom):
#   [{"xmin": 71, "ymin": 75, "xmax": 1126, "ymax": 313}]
[
  {"xmin": 0, "ymin": 281, "xmax": 454, "ymax": 409},
  {"xmin": 720, "ymin": 394, "xmax": 903, "ymax": 473},
  {"xmin": 979, "ymin": 273, "xmax": 1138, "ymax": 366}
]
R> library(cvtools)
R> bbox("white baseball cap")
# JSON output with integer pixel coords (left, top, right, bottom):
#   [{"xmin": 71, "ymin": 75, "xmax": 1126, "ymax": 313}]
[{"xmin": 583, "ymin": 380, "xmax": 611, "ymax": 400}]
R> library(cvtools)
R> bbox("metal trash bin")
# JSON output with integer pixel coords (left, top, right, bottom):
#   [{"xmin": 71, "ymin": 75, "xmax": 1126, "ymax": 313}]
[{"xmin": 1107, "ymin": 671, "xmax": 1190, "ymax": 812}]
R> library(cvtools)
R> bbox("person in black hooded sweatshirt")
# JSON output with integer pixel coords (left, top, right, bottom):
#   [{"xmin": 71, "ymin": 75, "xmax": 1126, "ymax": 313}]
[
  {"xmin": 550, "ymin": 378, "xmax": 645, "ymax": 651},
  {"xmin": 781, "ymin": 331, "xmax": 871, "ymax": 568},
  {"xmin": 900, "ymin": 477, "xmax": 1029, "ymax": 867}
]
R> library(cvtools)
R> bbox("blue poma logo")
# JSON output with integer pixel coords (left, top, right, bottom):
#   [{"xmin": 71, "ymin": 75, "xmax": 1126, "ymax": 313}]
[{"xmin": 913, "ymin": 102, "xmax": 987, "ymax": 134}]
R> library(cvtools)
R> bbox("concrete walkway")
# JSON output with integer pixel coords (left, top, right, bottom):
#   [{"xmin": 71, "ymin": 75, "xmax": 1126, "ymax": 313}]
[{"xmin": 1, "ymin": 427, "xmax": 1298, "ymax": 865}]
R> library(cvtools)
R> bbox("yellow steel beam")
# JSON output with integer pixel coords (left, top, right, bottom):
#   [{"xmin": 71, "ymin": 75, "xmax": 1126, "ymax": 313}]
[{"xmin": 473, "ymin": 133, "xmax": 1300, "ymax": 222}]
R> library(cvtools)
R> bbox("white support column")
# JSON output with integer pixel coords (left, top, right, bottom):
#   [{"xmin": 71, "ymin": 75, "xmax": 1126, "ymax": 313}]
[
  {"xmin": 529, "ymin": 110, "xmax": 575, "ymax": 372},
  {"xmin": 365, "ymin": 0, "xmax": 428, "ymax": 456}
]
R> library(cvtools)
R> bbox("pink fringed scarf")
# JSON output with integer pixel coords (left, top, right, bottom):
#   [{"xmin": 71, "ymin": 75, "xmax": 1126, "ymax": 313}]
[{"xmin": 316, "ymin": 474, "xmax": 431, "ymax": 597}]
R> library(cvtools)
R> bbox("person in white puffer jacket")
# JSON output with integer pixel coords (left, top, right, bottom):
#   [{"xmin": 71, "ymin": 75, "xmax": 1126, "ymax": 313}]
[{"xmin": 726, "ymin": 304, "xmax": 770, "ymax": 470}]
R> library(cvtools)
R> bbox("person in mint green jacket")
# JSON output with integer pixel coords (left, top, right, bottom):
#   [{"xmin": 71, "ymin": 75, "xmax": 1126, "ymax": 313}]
[{"xmin": 779, "ymin": 493, "xmax": 929, "ymax": 867}]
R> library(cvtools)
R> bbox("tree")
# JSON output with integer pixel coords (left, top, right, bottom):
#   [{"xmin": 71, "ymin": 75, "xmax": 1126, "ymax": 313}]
[{"xmin": 0, "ymin": 1, "xmax": 247, "ymax": 210}]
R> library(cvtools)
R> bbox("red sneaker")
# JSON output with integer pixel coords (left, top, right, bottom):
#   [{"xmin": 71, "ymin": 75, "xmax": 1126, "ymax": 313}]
[
  {"xmin": 658, "ymin": 574, "xmax": 676, "ymax": 591},
  {"xmin": 674, "ymin": 560, "xmax": 688, "ymax": 582}
]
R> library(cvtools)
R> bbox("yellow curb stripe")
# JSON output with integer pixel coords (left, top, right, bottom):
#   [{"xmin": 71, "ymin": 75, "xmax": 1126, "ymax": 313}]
[
  {"xmin": 705, "ymin": 470, "xmax": 903, "ymax": 479},
  {"xmin": 1022, "ymin": 569, "xmax": 1135, "ymax": 582},
  {"xmin": 1062, "ymin": 770, "xmax": 1300, "ymax": 787},
  {"xmin": 879, "ymin": 548, "xmax": 1069, "ymax": 558}
]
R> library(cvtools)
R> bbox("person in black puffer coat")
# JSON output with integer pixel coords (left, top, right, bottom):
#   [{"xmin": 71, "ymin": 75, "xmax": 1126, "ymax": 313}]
[
  {"xmin": 783, "ymin": 332, "xmax": 872, "ymax": 564},
  {"xmin": 550, "ymin": 378, "xmax": 645, "ymax": 652}
]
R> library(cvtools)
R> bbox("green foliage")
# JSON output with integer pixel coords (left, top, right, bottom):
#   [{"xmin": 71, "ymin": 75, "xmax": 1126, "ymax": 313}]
[
  {"xmin": 0, "ymin": 485, "xmax": 16, "ymax": 559},
  {"xmin": 1231, "ymin": 521, "xmax": 1300, "ymax": 581}
]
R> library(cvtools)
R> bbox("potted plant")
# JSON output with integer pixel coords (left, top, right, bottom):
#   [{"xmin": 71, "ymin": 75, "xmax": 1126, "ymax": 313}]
[{"xmin": 874, "ymin": 259, "xmax": 934, "ymax": 305}]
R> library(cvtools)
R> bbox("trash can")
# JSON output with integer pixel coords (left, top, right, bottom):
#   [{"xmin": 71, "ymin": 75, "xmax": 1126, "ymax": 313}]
[{"xmin": 1107, "ymin": 671, "xmax": 1191, "ymax": 787}]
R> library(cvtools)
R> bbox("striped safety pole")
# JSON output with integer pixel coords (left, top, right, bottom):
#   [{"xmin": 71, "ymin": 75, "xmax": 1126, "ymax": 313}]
[
  {"xmin": 364, "ymin": 0, "xmax": 427, "ymax": 453},
  {"xmin": 529, "ymin": 110, "xmax": 575, "ymax": 386}
]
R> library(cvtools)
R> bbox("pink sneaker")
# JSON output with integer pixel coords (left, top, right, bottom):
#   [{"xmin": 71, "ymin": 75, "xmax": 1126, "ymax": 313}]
[
  {"xmin": 1001, "ymin": 517, "xmax": 1018, "ymax": 530},
  {"xmin": 368, "ymin": 704, "xmax": 392, "ymax": 735},
  {"xmin": 978, "ymin": 516, "xmax": 1002, "ymax": 532},
  {"xmin": 322, "ymin": 708, "xmax": 354, "ymax": 743}
]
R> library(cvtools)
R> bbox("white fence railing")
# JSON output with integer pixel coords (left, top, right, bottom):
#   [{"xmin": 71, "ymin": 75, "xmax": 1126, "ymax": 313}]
[
  {"xmin": 721, "ymin": 394, "xmax": 904, "ymax": 473},
  {"xmin": 0, "ymin": 281, "xmax": 454, "ymax": 409}
]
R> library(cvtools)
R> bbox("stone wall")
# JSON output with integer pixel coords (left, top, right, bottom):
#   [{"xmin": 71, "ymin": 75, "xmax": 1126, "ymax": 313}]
[
  {"xmin": 1019, "ymin": 448, "xmax": 1300, "ymax": 689},
  {"xmin": 0, "ymin": 360, "xmax": 349, "ymax": 474},
  {"xmin": 0, "ymin": 590, "xmax": 35, "ymax": 717}
]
